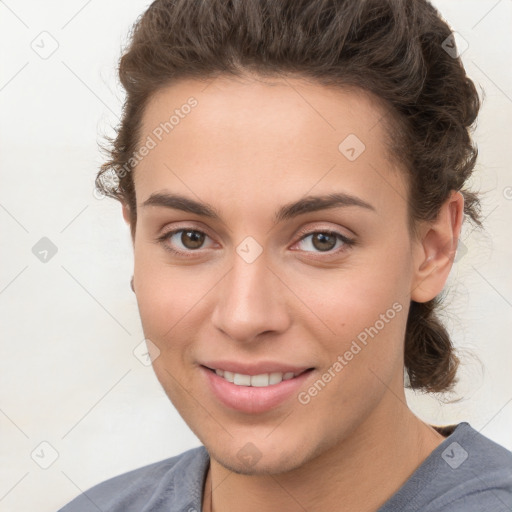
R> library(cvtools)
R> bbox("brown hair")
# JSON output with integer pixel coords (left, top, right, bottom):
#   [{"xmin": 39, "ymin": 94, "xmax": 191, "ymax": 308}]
[{"xmin": 97, "ymin": 0, "xmax": 483, "ymax": 394}]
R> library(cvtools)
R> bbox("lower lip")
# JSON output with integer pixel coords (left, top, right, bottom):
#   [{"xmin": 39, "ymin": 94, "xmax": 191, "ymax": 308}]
[{"xmin": 201, "ymin": 366, "xmax": 314, "ymax": 414}]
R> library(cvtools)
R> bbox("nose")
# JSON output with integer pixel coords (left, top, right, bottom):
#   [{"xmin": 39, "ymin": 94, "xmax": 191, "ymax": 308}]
[{"xmin": 210, "ymin": 250, "xmax": 291, "ymax": 344}]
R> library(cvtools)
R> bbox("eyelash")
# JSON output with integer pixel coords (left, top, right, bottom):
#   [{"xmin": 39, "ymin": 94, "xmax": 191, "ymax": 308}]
[{"xmin": 156, "ymin": 226, "xmax": 356, "ymax": 258}]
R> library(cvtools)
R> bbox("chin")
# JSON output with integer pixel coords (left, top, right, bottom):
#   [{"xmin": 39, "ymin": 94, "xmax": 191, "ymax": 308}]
[{"xmin": 206, "ymin": 440, "xmax": 314, "ymax": 476}]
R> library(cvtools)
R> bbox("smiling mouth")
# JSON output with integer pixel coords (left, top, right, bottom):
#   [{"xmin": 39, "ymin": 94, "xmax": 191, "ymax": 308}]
[{"xmin": 203, "ymin": 366, "xmax": 314, "ymax": 387}]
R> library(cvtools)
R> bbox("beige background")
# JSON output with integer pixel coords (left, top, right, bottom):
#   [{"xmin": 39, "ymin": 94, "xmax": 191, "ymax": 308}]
[{"xmin": 0, "ymin": 0, "xmax": 511, "ymax": 510}]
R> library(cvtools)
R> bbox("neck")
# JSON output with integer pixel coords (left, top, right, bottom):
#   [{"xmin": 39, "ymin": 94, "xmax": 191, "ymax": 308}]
[{"xmin": 202, "ymin": 393, "xmax": 446, "ymax": 512}]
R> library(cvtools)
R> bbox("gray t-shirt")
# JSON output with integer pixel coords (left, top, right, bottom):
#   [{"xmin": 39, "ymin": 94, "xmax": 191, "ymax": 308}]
[{"xmin": 58, "ymin": 422, "xmax": 512, "ymax": 511}]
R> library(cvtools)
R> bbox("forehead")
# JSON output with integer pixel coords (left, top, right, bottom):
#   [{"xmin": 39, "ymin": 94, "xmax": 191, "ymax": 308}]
[
  {"xmin": 134, "ymin": 74, "xmax": 408, "ymax": 219},
  {"xmin": 139, "ymin": 74, "xmax": 392, "ymax": 154}
]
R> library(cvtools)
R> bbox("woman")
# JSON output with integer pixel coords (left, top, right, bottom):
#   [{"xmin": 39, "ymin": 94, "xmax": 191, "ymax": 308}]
[{"xmin": 59, "ymin": 0, "xmax": 512, "ymax": 510}]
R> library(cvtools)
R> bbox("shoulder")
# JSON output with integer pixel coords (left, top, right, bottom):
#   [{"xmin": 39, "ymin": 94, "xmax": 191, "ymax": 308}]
[
  {"xmin": 57, "ymin": 445, "xmax": 209, "ymax": 512},
  {"xmin": 430, "ymin": 422, "xmax": 512, "ymax": 511},
  {"xmin": 379, "ymin": 422, "xmax": 512, "ymax": 512}
]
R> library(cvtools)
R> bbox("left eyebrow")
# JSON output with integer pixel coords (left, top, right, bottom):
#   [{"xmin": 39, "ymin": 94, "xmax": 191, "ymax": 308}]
[
  {"xmin": 274, "ymin": 192, "xmax": 376, "ymax": 223},
  {"xmin": 140, "ymin": 191, "xmax": 376, "ymax": 223}
]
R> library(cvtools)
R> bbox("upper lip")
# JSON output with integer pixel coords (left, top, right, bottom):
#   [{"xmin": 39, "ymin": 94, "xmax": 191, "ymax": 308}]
[{"xmin": 201, "ymin": 360, "xmax": 313, "ymax": 376}]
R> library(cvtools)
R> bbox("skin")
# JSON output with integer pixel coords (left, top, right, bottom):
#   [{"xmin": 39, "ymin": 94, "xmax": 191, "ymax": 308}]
[{"xmin": 122, "ymin": 74, "xmax": 464, "ymax": 512}]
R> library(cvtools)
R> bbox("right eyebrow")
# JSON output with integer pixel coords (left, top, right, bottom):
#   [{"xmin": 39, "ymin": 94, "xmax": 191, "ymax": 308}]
[{"xmin": 141, "ymin": 192, "xmax": 220, "ymax": 219}]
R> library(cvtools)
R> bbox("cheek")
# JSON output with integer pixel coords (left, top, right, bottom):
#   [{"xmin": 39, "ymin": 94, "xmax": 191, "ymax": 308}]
[
  {"xmin": 289, "ymin": 242, "xmax": 411, "ymax": 393},
  {"xmin": 133, "ymin": 226, "xmax": 412, "ymax": 352},
  {"xmin": 296, "ymin": 275, "xmax": 408, "ymax": 425},
  {"xmin": 133, "ymin": 243, "xmax": 190, "ymax": 344},
  {"xmin": 293, "ymin": 250, "xmax": 410, "ymax": 341}
]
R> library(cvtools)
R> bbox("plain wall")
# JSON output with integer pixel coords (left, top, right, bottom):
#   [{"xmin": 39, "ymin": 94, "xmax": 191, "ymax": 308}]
[{"xmin": 0, "ymin": 1, "xmax": 511, "ymax": 511}]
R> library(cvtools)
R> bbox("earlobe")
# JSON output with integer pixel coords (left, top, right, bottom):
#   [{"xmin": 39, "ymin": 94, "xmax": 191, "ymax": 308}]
[{"xmin": 411, "ymin": 190, "xmax": 464, "ymax": 303}]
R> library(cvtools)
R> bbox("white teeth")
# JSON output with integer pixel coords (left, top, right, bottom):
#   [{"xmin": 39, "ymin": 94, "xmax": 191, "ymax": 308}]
[
  {"xmin": 250, "ymin": 374, "xmax": 269, "ymax": 387},
  {"xmin": 223, "ymin": 370, "xmax": 234, "ymax": 383},
  {"xmin": 233, "ymin": 373, "xmax": 251, "ymax": 386},
  {"xmin": 269, "ymin": 372, "xmax": 283, "ymax": 385},
  {"xmin": 214, "ymin": 369, "xmax": 300, "ymax": 387}
]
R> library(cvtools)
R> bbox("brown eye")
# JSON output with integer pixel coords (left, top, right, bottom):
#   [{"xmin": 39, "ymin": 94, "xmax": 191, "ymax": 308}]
[
  {"xmin": 310, "ymin": 232, "xmax": 337, "ymax": 252},
  {"xmin": 157, "ymin": 228, "xmax": 214, "ymax": 256},
  {"xmin": 294, "ymin": 230, "xmax": 355, "ymax": 255},
  {"xmin": 179, "ymin": 230, "xmax": 205, "ymax": 250}
]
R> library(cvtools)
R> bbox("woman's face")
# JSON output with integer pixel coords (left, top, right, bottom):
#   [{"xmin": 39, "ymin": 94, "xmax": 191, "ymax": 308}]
[{"xmin": 127, "ymin": 75, "xmax": 423, "ymax": 474}]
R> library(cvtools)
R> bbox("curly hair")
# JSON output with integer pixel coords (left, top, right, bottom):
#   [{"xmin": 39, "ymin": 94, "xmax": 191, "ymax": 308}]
[{"xmin": 97, "ymin": 0, "xmax": 483, "ymax": 394}]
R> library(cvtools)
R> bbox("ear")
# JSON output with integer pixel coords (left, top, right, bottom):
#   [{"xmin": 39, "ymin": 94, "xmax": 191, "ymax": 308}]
[
  {"xmin": 410, "ymin": 190, "xmax": 464, "ymax": 303},
  {"xmin": 122, "ymin": 202, "xmax": 131, "ymax": 225},
  {"xmin": 121, "ymin": 203, "xmax": 136, "ymax": 245}
]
